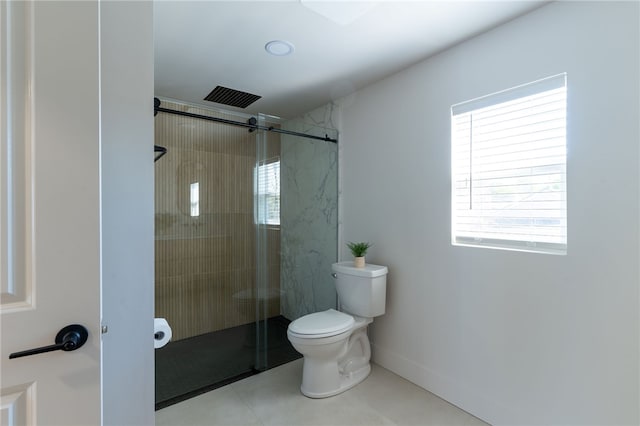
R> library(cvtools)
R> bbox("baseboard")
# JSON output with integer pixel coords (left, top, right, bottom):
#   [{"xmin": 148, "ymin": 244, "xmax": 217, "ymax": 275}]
[{"xmin": 370, "ymin": 343, "xmax": 515, "ymax": 425}]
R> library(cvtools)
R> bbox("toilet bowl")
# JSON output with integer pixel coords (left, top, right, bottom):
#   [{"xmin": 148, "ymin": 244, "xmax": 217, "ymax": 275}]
[
  {"xmin": 287, "ymin": 309, "xmax": 373, "ymax": 398},
  {"xmin": 287, "ymin": 262, "xmax": 388, "ymax": 398}
]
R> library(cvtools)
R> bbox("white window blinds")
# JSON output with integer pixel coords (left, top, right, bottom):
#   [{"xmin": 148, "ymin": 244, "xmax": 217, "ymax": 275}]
[
  {"xmin": 451, "ymin": 73, "xmax": 567, "ymax": 254},
  {"xmin": 254, "ymin": 158, "xmax": 280, "ymax": 226}
]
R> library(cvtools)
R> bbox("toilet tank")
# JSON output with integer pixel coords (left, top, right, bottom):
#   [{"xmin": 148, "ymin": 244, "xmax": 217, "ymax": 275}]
[{"xmin": 332, "ymin": 261, "xmax": 388, "ymax": 318}]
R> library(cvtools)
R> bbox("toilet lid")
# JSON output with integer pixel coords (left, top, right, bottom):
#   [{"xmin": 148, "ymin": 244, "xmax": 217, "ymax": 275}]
[{"xmin": 289, "ymin": 309, "xmax": 354, "ymax": 337}]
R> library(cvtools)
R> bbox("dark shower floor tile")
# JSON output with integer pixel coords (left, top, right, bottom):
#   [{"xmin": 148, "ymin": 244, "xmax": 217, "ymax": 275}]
[{"xmin": 155, "ymin": 315, "xmax": 301, "ymax": 410}]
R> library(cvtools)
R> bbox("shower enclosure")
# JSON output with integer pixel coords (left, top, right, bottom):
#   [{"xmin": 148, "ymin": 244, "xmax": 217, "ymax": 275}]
[{"xmin": 153, "ymin": 100, "xmax": 338, "ymax": 408}]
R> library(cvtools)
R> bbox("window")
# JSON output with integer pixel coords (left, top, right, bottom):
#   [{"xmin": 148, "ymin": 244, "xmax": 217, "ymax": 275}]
[
  {"xmin": 254, "ymin": 158, "xmax": 280, "ymax": 226},
  {"xmin": 451, "ymin": 73, "xmax": 567, "ymax": 254},
  {"xmin": 190, "ymin": 182, "xmax": 200, "ymax": 217}
]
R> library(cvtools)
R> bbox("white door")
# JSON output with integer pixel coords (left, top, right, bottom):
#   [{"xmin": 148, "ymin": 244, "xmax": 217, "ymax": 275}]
[
  {"xmin": 1, "ymin": 1, "xmax": 154, "ymax": 425},
  {"xmin": 0, "ymin": 1, "xmax": 102, "ymax": 424}
]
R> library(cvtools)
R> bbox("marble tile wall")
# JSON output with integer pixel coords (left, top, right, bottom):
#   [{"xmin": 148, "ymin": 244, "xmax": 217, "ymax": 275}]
[
  {"xmin": 155, "ymin": 101, "xmax": 281, "ymax": 341},
  {"xmin": 279, "ymin": 103, "xmax": 340, "ymax": 320}
]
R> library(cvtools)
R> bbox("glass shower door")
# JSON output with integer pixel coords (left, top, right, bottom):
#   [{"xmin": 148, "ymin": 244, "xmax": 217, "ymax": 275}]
[
  {"xmin": 253, "ymin": 112, "xmax": 340, "ymax": 371},
  {"xmin": 154, "ymin": 102, "xmax": 267, "ymax": 408},
  {"xmin": 253, "ymin": 119, "xmax": 291, "ymax": 372}
]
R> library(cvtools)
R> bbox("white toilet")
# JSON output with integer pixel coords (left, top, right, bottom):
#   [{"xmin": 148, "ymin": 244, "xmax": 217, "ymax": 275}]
[{"xmin": 287, "ymin": 261, "xmax": 388, "ymax": 398}]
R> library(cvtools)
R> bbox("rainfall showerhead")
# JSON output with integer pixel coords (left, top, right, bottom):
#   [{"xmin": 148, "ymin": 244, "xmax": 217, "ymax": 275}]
[{"xmin": 203, "ymin": 86, "xmax": 261, "ymax": 109}]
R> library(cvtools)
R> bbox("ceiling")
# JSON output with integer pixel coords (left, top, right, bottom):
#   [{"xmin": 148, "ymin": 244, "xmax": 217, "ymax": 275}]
[{"xmin": 154, "ymin": 1, "xmax": 548, "ymax": 119}]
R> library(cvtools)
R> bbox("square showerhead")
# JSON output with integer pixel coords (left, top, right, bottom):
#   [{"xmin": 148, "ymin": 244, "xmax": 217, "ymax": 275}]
[{"xmin": 203, "ymin": 86, "xmax": 261, "ymax": 109}]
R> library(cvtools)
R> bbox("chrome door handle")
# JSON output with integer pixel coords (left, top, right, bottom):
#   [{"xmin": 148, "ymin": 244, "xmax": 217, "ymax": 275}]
[{"xmin": 9, "ymin": 324, "xmax": 89, "ymax": 359}]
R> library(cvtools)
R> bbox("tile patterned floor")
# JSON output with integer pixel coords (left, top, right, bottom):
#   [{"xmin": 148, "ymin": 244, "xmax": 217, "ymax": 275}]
[{"xmin": 156, "ymin": 359, "xmax": 488, "ymax": 426}]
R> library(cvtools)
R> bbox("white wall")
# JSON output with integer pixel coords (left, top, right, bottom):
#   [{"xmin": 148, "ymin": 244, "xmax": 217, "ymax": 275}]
[
  {"xmin": 340, "ymin": 2, "xmax": 639, "ymax": 424},
  {"xmin": 100, "ymin": 1, "xmax": 155, "ymax": 424}
]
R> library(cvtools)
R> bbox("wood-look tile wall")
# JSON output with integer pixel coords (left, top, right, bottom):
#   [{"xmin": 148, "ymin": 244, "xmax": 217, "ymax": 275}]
[{"xmin": 155, "ymin": 101, "xmax": 281, "ymax": 341}]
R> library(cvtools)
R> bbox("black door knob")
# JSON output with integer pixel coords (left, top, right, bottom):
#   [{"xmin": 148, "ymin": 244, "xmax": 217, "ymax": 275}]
[{"xmin": 9, "ymin": 324, "xmax": 89, "ymax": 359}]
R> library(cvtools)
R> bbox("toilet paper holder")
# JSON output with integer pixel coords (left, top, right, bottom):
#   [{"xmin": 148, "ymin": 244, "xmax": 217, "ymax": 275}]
[{"xmin": 154, "ymin": 318, "xmax": 172, "ymax": 349}]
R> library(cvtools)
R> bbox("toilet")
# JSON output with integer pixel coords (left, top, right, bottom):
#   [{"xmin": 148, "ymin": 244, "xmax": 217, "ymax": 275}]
[{"xmin": 287, "ymin": 261, "xmax": 388, "ymax": 398}]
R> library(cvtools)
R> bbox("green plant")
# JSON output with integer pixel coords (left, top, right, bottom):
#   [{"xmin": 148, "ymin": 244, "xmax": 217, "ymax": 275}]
[{"xmin": 346, "ymin": 241, "xmax": 372, "ymax": 257}]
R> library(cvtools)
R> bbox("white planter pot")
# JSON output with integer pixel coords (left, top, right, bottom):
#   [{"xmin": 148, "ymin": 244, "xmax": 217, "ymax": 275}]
[{"xmin": 354, "ymin": 257, "xmax": 365, "ymax": 268}]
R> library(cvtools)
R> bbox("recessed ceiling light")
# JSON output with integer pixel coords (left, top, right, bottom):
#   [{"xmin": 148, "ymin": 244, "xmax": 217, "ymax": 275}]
[{"xmin": 265, "ymin": 40, "xmax": 295, "ymax": 56}]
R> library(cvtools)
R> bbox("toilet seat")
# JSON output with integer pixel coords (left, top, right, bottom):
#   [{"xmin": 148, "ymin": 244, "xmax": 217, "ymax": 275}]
[{"xmin": 289, "ymin": 309, "xmax": 354, "ymax": 338}]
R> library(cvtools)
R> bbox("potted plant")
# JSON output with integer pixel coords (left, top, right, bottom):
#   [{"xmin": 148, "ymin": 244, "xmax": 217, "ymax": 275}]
[{"xmin": 346, "ymin": 242, "xmax": 372, "ymax": 268}]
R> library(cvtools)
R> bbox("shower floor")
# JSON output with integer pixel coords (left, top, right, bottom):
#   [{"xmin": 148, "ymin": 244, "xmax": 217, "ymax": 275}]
[{"xmin": 155, "ymin": 315, "xmax": 301, "ymax": 410}]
